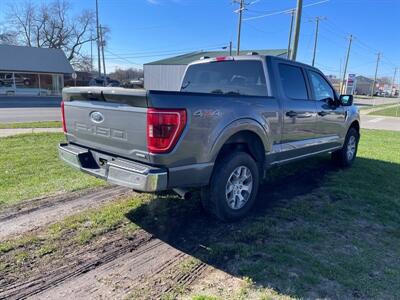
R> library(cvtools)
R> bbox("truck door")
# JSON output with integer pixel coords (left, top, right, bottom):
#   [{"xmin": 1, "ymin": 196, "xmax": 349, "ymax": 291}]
[
  {"xmin": 275, "ymin": 62, "xmax": 318, "ymax": 157},
  {"xmin": 306, "ymin": 69, "xmax": 346, "ymax": 149}
]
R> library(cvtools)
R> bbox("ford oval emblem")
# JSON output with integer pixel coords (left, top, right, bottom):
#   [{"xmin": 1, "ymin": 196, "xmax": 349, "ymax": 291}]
[{"xmin": 90, "ymin": 111, "xmax": 104, "ymax": 123}]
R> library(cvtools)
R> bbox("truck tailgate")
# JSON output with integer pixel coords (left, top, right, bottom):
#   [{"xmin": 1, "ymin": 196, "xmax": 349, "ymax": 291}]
[{"xmin": 63, "ymin": 87, "xmax": 148, "ymax": 160}]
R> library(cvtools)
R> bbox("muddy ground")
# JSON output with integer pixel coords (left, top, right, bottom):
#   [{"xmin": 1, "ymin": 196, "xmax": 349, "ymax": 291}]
[{"xmin": 0, "ymin": 157, "xmax": 381, "ymax": 299}]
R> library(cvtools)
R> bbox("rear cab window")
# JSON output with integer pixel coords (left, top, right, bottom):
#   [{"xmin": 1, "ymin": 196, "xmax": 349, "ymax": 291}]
[{"xmin": 181, "ymin": 60, "xmax": 267, "ymax": 97}]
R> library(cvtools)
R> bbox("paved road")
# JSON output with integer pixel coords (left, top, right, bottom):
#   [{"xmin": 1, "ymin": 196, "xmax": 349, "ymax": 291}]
[
  {"xmin": 361, "ymin": 115, "xmax": 400, "ymax": 131},
  {"xmin": 0, "ymin": 96, "xmax": 61, "ymax": 108},
  {"xmin": 0, "ymin": 107, "xmax": 61, "ymax": 123},
  {"xmin": 0, "ymin": 96, "xmax": 61, "ymax": 123},
  {"xmin": 1, "ymin": 95, "xmax": 399, "ymax": 127}
]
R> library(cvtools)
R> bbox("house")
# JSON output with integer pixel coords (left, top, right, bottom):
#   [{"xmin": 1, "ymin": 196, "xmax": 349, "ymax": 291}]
[
  {"xmin": 143, "ymin": 49, "xmax": 287, "ymax": 91},
  {"xmin": 0, "ymin": 45, "xmax": 73, "ymax": 96}
]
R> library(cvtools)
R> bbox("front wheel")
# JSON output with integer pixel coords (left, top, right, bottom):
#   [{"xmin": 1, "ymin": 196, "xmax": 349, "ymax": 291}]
[
  {"xmin": 332, "ymin": 127, "xmax": 359, "ymax": 167},
  {"xmin": 201, "ymin": 151, "xmax": 260, "ymax": 222}
]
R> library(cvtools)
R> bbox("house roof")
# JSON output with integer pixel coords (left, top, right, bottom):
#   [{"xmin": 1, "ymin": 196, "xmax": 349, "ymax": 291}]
[
  {"xmin": 145, "ymin": 49, "xmax": 287, "ymax": 65},
  {"xmin": 355, "ymin": 75, "xmax": 373, "ymax": 83},
  {"xmin": 0, "ymin": 45, "xmax": 74, "ymax": 74}
]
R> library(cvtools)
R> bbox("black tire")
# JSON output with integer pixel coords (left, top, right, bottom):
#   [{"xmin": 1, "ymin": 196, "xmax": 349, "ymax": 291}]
[
  {"xmin": 331, "ymin": 127, "xmax": 359, "ymax": 167},
  {"xmin": 201, "ymin": 151, "xmax": 260, "ymax": 222}
]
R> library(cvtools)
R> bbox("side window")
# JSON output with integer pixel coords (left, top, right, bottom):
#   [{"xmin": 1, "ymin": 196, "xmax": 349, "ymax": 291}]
[
  {"xmin": 308, "ymin": 71, "xmax": 335, "ymax": 101},
  {"xmin": 278, "ymin": 64, "xmax": 308, "ymax": 100}
]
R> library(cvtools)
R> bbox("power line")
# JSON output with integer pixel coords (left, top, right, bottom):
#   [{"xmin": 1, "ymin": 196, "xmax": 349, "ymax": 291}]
[
  {"xmin": 243, "ymin": 0, "xmax": 329, "ymax": 21},
  {"xmin": 106, "ymin": 43, "xmax": 228, "ymax": 56},
  {"xmin": 104, "ymin": 49, "xmax": 143, "ymax": 66}
]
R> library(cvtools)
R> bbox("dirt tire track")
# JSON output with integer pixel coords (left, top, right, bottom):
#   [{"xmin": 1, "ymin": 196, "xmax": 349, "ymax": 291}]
[
  {"xmin": 0, "ymin": 230, "xmax": 153, "ymax": 300},
  {"xmin": 0, "ymin": 186, "xmax": 133, "ymax": 240},
  {"xmin": 29, "ymin": 238, "xmax": 207, "ymax": 300}
]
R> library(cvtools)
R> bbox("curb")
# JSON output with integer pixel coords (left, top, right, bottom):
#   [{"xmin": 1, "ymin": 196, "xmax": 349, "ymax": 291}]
[{"xmin": 0, "ymin": 127, "xmax": 62, "ymax": 138}]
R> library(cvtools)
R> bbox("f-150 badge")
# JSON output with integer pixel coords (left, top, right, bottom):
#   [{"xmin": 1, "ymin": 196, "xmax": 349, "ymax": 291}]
[{"xmin": 193, "ymin": 109, "xmax": 221, "ymax": 118}]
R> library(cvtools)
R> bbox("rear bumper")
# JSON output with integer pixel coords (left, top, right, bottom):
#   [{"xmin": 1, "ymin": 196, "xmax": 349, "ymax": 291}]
[{"xmin": 59, "ymin": 143, "xmax": 168, "ymax": 192}]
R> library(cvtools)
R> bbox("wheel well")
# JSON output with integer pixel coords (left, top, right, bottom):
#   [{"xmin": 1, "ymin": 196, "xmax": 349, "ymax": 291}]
[
  {"xmin": 216, "ymin": 131, "xmax": 265, "ymax": 168},
  {"xmin": 350, "ymin": 120, "xmax": 360, "ymax": 134}
]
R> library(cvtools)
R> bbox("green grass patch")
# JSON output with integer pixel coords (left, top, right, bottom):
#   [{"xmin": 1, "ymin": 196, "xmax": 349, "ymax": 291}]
[
  {"xmin": 368, "ymin": 104, "xmax": 400, "ymax": 117},
  {"xmin": 192, "ymin": 129, "xmax": 400, "ymax": 299},
  {"xmin": 0, "ymin": 133, "xmax": 105, "ymax": 207},
  {"xmin": 0, "ymin": 121, "xmax": 62, "ymax": 129}
]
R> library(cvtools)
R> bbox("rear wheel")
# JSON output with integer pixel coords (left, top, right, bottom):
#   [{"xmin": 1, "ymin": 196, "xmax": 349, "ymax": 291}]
[
  {"xmin": 332, "ymin": 127, "xmax": 359, "ymax": 167},
  {"xmin": 201, "ymin": 151, "xmax": 260, "ymax": 222}
]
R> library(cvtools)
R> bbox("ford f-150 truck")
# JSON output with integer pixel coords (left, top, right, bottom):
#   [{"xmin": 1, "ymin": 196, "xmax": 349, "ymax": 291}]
[{"xmin": 59, "ymin": 55, "xmax": 360, "ymax": 221}]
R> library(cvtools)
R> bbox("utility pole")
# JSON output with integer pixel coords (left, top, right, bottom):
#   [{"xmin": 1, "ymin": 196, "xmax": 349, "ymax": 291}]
[
  {"xmin": 391, "ymin": 67, "xmax": 397, "ymax": 96},
  {"xmin": 290, "ymin": 0, "xmax": 303, "ymax": 60},
  {"xmin": 286, "ymin": 9, "xmax": 295, "ymax": 59},
  {"xmin": 95, "ymin": 0, "xmax": 101, "ymax": 77},
  {"xmin": 370, "ymin": 52, "xmax": 381, "ymax": 96},
  {"xmin": 236, "ymin": 0, "xmax": 244, "ymax": 55},
  {"xmin": 90, "ymin": 30, "xmax": 93, "ymax": 72},
  {"xmin": 311, "ymin": 16, "xmax": 325, "ymax": 67},
  {"xmin": 99, "ymin": 26, "xmax": 107, "ymax": 86},
  {"xmin": 341, "ymin": 34, "xmax": 353, "ymax": 94}
]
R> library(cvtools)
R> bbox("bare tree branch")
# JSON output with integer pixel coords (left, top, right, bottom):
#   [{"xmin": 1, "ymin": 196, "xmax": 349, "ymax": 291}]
[{"xmin": 3, "ymin": 0, "xmax": 100, "ymax": 70}]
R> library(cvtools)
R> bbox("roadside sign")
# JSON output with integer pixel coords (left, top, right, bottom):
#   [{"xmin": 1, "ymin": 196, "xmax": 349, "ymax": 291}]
[
  {"xmin": 72, "ymin": 72, "xmax": 77, "ymax": 80},
  {"xmin": 346, "ymin": 74, "xmax": 356, "ymax": 94}
]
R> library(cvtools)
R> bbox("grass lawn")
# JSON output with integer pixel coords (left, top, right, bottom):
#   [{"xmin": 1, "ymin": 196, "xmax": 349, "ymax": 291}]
[
  {"xmin": 1, "ymin": 129, "xmax": 400, "ymax": 299},
  {"xmin": 369, "ymin": 105, "xmax": 400, "ymax": 117},
  {"xmin": 185, "ymin": 129, "xmax": 400, "ymax": 299},
  {"xmin": 0, "ymin": 121, "xmax": 61, "ymax": 129},
  {"xmin": 0, "ymin": 133, "xmax": 105, "ymax": 207}
]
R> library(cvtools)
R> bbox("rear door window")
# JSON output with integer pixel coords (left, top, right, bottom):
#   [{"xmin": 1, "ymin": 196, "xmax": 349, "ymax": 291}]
[
  {"xmin": 181, "ymin": 60, "xmax": 267, "ymax": 96},
  {"xmin": 278, "ymin": 64, "xmax": 309, "ymax": 100}
]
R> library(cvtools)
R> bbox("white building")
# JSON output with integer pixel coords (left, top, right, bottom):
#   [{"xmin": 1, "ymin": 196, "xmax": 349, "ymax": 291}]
[{"xmin": 144, "ymin": 49, "xmax": 287, "ymax": 91}]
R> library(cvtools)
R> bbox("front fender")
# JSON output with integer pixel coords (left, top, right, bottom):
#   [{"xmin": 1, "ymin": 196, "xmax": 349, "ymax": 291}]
[{"xmin": 208, "ymin": 118, "xmax": 271, "ymax": 162}]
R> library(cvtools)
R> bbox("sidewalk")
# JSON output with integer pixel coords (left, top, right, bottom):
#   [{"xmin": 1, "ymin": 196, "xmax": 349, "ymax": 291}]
[
  {"xmin": 0, "ymin": 127, "xmax": 62, "ymax": 138},
  {"xmin": 361, "ymin": 115, "xmax": 400, "ymax": 131},
  {"xmin": 359, "ymin": 103, "xmax": 400, "ymax": 115}
]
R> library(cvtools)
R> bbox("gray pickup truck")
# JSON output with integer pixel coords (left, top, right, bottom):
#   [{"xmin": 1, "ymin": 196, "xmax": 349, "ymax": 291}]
[{"xmin": 59, "ymin": 55, "xmax": 360, "ymax": 221}]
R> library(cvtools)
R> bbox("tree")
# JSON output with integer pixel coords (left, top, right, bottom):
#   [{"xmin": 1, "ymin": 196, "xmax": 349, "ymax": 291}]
[
  {"xmin": 109, "ymin": 68, "xmax": 144, "ymax": 82},
  {"xmin": 4, "ymin": 0, "xmax": 99, "ymax": 70},
  {"xmin": 0, "ymin": 23, "xmax": 17, "ymax": 44}
]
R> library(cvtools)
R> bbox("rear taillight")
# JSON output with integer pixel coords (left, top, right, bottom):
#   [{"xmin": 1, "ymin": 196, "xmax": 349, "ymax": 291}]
[
  {"xmin": 61, "ymin": 100, "xmax": 67, "ymax": 133},
  {"xmin": 147, "ymin": 108, "xmax": 186, "ymax": 154}
]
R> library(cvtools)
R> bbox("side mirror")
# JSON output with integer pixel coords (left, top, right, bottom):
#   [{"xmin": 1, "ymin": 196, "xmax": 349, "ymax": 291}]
[{"xmin": 339, "ymin": 94, "xmax": 353, "ymax": 106}]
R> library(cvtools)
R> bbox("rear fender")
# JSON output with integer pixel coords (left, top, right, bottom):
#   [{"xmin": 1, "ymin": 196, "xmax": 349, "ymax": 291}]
[{"xmin": 209, "ymin": 118, "xmax": 271, "ymax": 162}]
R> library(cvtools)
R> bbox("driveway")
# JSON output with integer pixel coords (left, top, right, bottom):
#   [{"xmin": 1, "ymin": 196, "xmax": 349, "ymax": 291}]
[{"xmin": 0, "ymin": 96, "xmax": 61, "ymax": 123}]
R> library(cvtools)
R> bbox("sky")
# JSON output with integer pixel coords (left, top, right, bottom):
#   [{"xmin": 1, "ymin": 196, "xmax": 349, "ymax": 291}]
[{"xmin": 0, "ymin": 0, "xmax": 399, "ymax": 80}]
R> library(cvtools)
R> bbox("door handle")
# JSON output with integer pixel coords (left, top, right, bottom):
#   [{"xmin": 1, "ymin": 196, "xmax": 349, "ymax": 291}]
[
  {"xmin": 286, "ymin": 111, "xmax": 298, "ymax": 118},
  {"xmin": 318, "ymin": 111, "xmax": 329, "ymax": 117}
]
